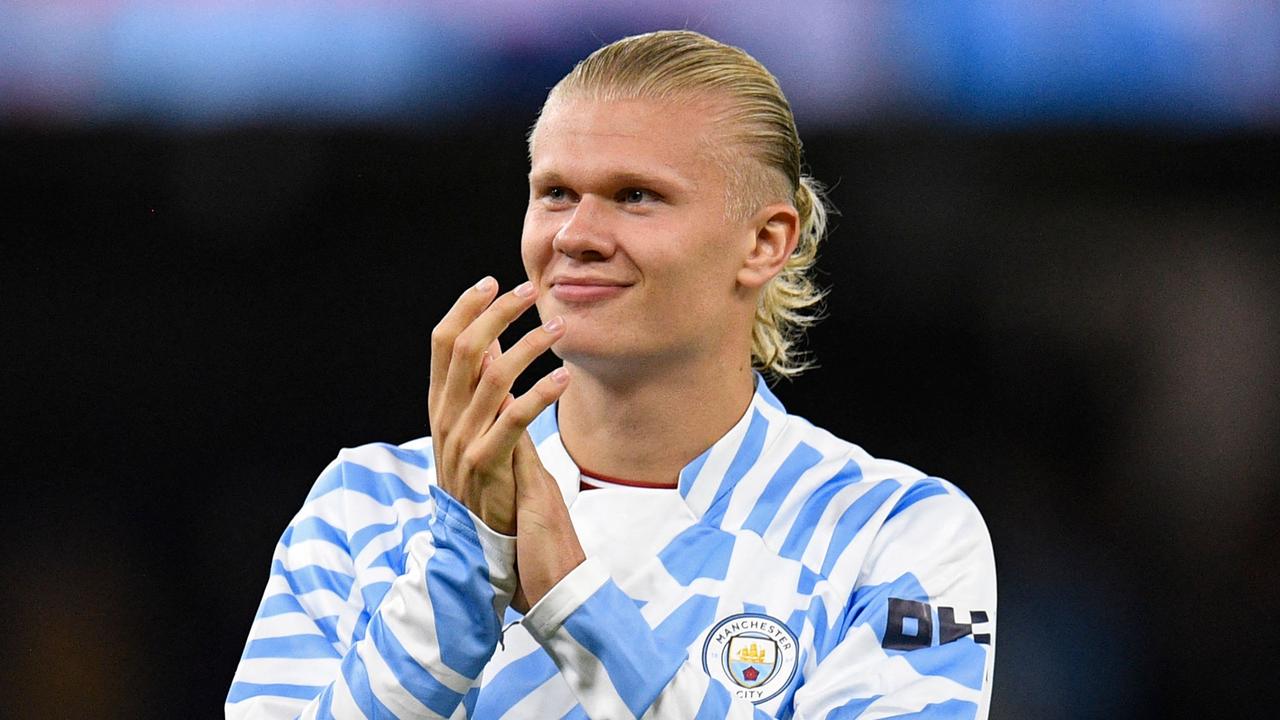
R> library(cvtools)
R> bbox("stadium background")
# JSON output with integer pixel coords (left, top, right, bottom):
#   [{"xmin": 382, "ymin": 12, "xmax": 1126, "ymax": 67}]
[{"xmin": 2, "ymin": 2, "xmax": 1276, "ymax": 717}]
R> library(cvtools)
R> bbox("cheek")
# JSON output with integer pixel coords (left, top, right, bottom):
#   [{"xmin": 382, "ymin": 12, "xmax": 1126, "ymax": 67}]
[{"xmin": 520, "ymin": 218, "xmax": 551, "ymax": 277}]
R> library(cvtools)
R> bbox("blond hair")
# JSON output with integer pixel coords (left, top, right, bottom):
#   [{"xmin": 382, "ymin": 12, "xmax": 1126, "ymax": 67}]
[{"xmin": 535, "ymin": 30, "xmax": 831, "ymax": 379}]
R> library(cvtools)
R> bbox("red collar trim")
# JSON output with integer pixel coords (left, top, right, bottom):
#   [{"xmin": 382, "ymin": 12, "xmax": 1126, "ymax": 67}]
[{"xmin": 578, "ymin": 466, "xmax": 677, "ymax": 490}]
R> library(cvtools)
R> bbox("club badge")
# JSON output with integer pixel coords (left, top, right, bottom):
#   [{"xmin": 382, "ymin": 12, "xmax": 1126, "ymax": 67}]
[{"xmin": 702, "ymin": 613, "xmax": 799, "ymax": 704}]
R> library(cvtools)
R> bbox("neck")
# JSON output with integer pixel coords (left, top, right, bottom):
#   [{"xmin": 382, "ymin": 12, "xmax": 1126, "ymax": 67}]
[{"xmin": 556, "ymin": 354, "xmax": 757, "ymax": 487}]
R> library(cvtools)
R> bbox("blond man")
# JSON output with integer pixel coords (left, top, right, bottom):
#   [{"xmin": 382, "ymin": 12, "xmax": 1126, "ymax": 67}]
[{"xmin": 229, "ymin": 30, "xmax": 996, "ymax": 719}]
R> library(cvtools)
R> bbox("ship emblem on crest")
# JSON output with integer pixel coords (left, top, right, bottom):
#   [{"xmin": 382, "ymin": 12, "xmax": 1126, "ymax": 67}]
[
  {"xmin": 702, "ymin": 613, "xmax": 798, "ymax": 704},
  {"xmin": 726, "ymin": 634, "xmax": 778, "ymax": 687}
]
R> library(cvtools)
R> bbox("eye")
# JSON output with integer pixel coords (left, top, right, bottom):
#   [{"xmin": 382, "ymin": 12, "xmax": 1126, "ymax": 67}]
[
  {"xmin": 619, "ymin": 188, "xmax": 659, "ymax": 204},
  {"xmin": 546, "ymin": 187, "xmax": 569, "ymax": 202}
]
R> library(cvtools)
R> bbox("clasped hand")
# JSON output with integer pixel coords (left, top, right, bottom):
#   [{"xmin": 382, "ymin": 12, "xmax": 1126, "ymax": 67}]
[{"xmin": 428, "ymin": 276, "xmax": 585, "ymax": 612}]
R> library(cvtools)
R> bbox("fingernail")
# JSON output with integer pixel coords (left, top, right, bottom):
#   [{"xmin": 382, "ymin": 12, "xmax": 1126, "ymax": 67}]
[
  {"xmin": 542, "ymin": 315, "xmax": 563, "ymax": 333},
  {"xmin": 475, "ymin": 276, "xmax": 495, "ymax": 292},
  {"xmin": 514, "ymin": 281, "xmax": 535, "ymax": 298},
  {"xmin": 551, "ymin": 367, "xmax": 569, "ymax": 384}
]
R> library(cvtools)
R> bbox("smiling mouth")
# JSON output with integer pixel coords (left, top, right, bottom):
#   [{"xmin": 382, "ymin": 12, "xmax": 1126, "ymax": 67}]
[{"xmin": 550, "ymin": 282, "xmax": 630, "ymax": 303}]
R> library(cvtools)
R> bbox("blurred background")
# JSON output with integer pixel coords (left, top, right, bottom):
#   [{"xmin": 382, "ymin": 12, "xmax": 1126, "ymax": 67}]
[{"xmin": 3, "ymin": 1, "xmax": 1277, "ymax": 717}]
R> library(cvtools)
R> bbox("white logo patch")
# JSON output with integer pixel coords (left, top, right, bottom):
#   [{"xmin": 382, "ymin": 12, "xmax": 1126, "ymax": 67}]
[{"xmin": 702, "ymin": 613, "xmax": 799, "ymax": 705}]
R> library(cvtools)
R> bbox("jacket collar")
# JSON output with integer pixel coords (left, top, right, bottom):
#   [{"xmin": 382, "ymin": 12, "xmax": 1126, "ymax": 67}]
[{"xmin": 528, "ymin": 373, "xmax": 791, "ymax": 520}]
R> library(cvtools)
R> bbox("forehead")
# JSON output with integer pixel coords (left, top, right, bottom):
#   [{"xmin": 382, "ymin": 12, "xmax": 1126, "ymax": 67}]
[{"xmin": 528, "ymin": 97, "xmax": 729, "ymax": 188}]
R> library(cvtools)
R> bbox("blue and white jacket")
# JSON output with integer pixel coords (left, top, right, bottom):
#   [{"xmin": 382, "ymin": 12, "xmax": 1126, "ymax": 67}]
[{"xmin": 228, "ymin": 378, "xmax": 997, "ymax": 719}]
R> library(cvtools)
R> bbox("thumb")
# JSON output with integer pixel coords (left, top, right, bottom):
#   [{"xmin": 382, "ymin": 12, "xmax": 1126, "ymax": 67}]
[{"xmin": 513, "ymin": 431, "xmax": 551, "ymax": 496}]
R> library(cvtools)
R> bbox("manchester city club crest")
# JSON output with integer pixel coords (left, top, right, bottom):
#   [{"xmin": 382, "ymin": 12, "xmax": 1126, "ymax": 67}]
[{"xmin": 702, "ymin": 613, "xmax": 799, "ymax": 705}]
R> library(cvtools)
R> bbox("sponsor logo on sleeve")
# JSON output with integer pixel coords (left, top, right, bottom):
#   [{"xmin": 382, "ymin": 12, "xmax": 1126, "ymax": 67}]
[
  {"xmin": 702, "ymin": 613, "xmax": 799, "ymax": 704},
  {"xmin": 882, "ymin": 598, "xmax": 991, "ymax": 650}
]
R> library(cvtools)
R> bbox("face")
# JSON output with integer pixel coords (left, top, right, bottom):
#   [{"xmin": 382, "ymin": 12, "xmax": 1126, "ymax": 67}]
[{"xmin": 522, "ymin": 96, "xmax": 759, "ymax": 374}]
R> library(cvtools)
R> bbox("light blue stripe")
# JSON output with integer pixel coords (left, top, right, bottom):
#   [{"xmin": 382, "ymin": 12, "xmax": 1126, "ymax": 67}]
[
  {"xmin": 890, "ymin": 698, "xmax": 980, "ymax": 719},
  {"xmin": 315, "ymin": 684, "xmax": 335, "ymax": 717},
  {"xmin": 702, "ymin": 409, "xmax": 770, "ymax": 526},
  {"xmin": 902, "ymin": 637, "xmax": 987, "ymax": 691},
  {"xmin": 425, "ymin": 486, "xmax": 499, "ymax": 678},
  {"xmin": 364, "ymin": 514, "xmax": 432, "ymax": 576},
  {"xmin": 885, "ymin": 478, "xmax": 950, "ymax": 522},
  {"xmin": 349, "ymin": 521, "xmax": 400, "ymax": 557},
  {"xmin": 378, "ymin": 441, "xmax": 433, "ymax": 468},
  {"xmin": 352, "ymin": 611, "xmax": 371, "ymax": 643},
  {"xmin": 304, "ymin": 464, "xmax": 346, "ymax": 503},
  {"xmin": 844, "ymin": 572, "xmax": 929, "ymax": 644},
  {"xmin": 560, "ymin": 705, "xmax": 589, "ymax": 720},
  {"xmin": 770, "ymin": 647, "xmax": 806, "ymax": 717},
  {"xmin": 693, "ymin": 679, "xmax": 732, "ymax": 719},
  {"xmin": 244, "ymin": 633, "xmax": 338, "ymax": 659},
  {"xmin": 367, "ymin": 612, "xmax": 464, "ymax": 717},
  {"xmin": 754, "ymin": 374, "xmax": 786, "ymax": 411},
  {"xmin": 791, "ymin": 595, "xmax": 836, "ymax": 663},
  {"xmin": 657, "ymin": 525, "xmax": 736, "ymax": 585},
  {"xmin": 743, "ymin": 601, "xmax": 767, "ymax": 616},
  {"xmin": 364, "ymin": 516, "xmax": 434, "ymax": 581},
  {"xmin": 258, "ymin": 592, "xmax": 305, "ymax": 618},
  {"xmin": 818, "ymin": 479, "xmax": 902, "ymax": 577},
  {"xmin": 282, "ymin": 516, "xmax": 349, "ymax": 550},
  {"xmin": 361, "ymin": 581, "xmax": 393, "ymax": 612},
  {"xmin": 314, "ymin": 615, "xmax": 341, "ymax": 645},
  {"xmin": 654, "ymin": 593, "xmax": 720, "ymax": 650},
  {"xmin": 340, "ymin": 642, "xmax": 397, "ymax": 718},
  {"xmin": 370, "ymin": 549, "xmax": 399, "ymax": 570},
  {"xmin": 227, "ymin": 681, "xmax": 324, "ymax": 703},
  {"xmin": 778, "ymin": 459, "xmax": 863, "ymax": 561},
  {"xmin": 271, "ymin": 560, "xmax": 355, "ymax": 599},
  {"xmin": 679, "ymin": 446, "xmax": 713, "ymax": 498},
  {"xmin": 741, "ymin": 441, "xmax": 822, "ymax": 535},
  {"xmin": 827, "ymin": 694, "xmax": 883, "ymax": 718},
  {"xmin": 471, "ymin": 649, "xmax": 559, "ymax": 718},
  {"xmin": 529, "ymin": 403, "xmax": 559, "ymax": 445},
  {"xmin": 462, "ymin": 685, "xmax": 479, "ymax": 718},
  {"xmin": 796, "ymin": 564, "xmax": 822, "ymax": 595},
  {"xmin": 562, "ymin": 579, "xmax": 685, "ymax": 718},
  {"xmin": 306, "ymin": 461, "xmax": 431, "ymax": 506}
]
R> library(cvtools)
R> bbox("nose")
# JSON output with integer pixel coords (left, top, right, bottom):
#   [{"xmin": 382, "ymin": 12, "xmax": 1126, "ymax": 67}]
[{"xmin": 552, "ymin": 195, "xmax": 615, "ymax": 261}]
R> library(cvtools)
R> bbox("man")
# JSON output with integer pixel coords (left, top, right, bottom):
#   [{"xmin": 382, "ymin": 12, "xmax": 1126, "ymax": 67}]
[{"xmin": 229, "ymin": 30, "xmax": 996, "ymax": 719}]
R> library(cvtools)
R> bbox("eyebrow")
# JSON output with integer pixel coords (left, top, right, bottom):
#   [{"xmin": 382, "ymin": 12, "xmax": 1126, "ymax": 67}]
[{"xmin": 528, "ymin": 167, "xmax": 697, "ymax": 194}]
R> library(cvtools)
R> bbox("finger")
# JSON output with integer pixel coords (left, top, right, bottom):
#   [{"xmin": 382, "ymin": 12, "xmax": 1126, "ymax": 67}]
[
  {"xmin": 512, "ymin": 429, "xmax": 543, "ymax": 492},
  {"xmin": 430, "ymin": 276, "xmax": 498, "ymax": 416},
  {"xmin": 480, "ymin": 333, "xmax": 505, "ymax": 371},
  {"xmin": 477, "ymin": 339, "xmax": 503, "ymax": 392},
  {"xmin": 472, "ymin": 365, "xmax": 570, "ymax": 467},
  {"xmin": 460, "ymin": 315, "xmax": 565, "ymax": 436},
  {"xmin": 440, "ymin": 280, "xmax": 539, "ymax": 421}
]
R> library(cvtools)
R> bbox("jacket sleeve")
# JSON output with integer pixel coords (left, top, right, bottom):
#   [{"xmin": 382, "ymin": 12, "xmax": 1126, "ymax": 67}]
[
  {"xmin": 226, "ymin": 451, "xmax": 517, "ymax": 719},
  {"xmin": 520, "ymin": 484, "xmax": 995, "ymax": 719}
]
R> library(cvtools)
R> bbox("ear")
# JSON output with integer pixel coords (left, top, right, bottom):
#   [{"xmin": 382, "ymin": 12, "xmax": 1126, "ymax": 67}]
[{"xmin": 737, "ymin": 202, "xmax": 800, "ymax": 289}]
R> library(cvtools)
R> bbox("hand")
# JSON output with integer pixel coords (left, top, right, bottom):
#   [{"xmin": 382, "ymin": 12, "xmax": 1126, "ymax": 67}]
[
  {"xmin": 428, "ymin": 277, "xmax": 569, "ymax": 535},
  {"xmin": 510, "ymin": 431, "xmax": 587, "ymax": 612}
]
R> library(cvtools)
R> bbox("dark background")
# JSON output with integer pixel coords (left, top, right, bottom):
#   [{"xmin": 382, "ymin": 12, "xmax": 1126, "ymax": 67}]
[
  {"xmin": 3, "ymin": 6, "xmax": 1279, "ymax": 718},
  {"xmin": 5, "ymin": 121, "xmax": 1276, "ymax": 718}
]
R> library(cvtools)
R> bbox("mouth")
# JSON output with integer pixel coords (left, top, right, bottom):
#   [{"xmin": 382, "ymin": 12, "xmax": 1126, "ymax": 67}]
[{"xmin": 549, "ymin": 279, "xmax": 632, "ymax": 303}]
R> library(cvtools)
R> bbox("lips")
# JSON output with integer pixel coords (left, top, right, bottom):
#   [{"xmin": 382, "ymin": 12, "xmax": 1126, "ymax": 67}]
[{"xmin": 549, "ymin": 276, "xmax": 632, "ymax": 303}]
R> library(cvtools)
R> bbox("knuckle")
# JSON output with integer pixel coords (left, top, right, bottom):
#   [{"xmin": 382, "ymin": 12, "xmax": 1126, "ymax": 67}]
[
  {"xmin": 451, "ymin": 334, "xmax": 479, "ymax": 359},
  {"xmin": 430, "ymin": 322, "xmax": 453, "ymax": 347},
  {"xmin": 460, "ymin": 446, "xmax": 488, "ymax": 472},
  {"xmin": 516, "ymin": 329, "xmax": 545, "ymax": 354},
  {"xmin": 503, "ymin": 402, "xmax": 537, "ymax": 429},
  {"xmin": 535, "ymin": 377, "xmax": 562, "ymax": 402},
  {"xmin": 477, "ymin": 366, "xmax": 509, "ymax": 392}
]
